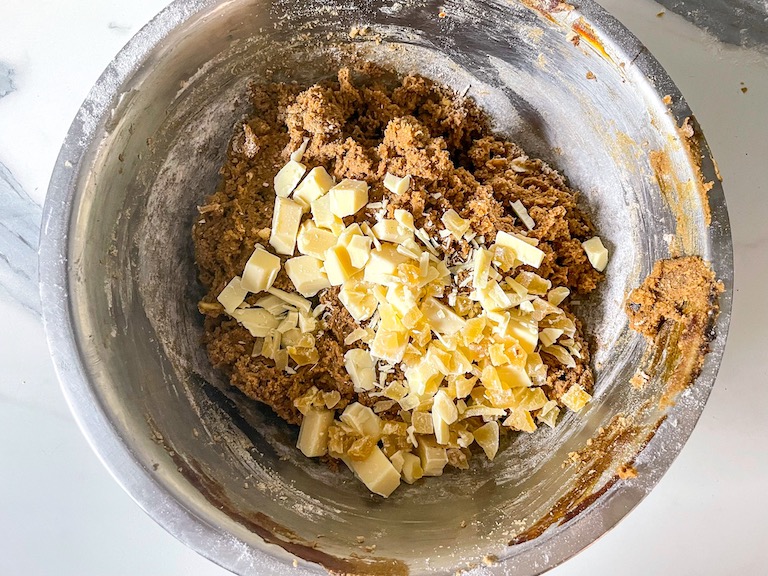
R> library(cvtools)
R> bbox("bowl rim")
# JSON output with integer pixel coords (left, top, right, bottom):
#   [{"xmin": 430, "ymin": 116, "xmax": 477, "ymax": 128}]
[{"xmin": 39, "ymin": 0, "xmax": 733, "ymax": 574}]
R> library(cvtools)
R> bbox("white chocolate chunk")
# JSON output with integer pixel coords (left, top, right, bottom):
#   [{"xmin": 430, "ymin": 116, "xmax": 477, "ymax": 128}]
[
  {"xmin": 363, "ymin": 245, "xmax": 409, "ymax": 285},
  {"xmin": 539, "ymin": 327, "xmax": 564, "ymax": 347},
  {"xmin": 217, "ymin": 276, "xmax": 248, "ymax": 314},
  {"xmin": 344, "ymin": 447, "xmax": 401, "ymax": 497},
  {"xmin": 560, "ymin": 384, "xmax": 592, "ymax": 412},
  {"xmin": 511, "ymin": 200, "xmax": 536, "ymax": 230},
  {"xmin": 416, "ymin": 436, "xmax": 448, "ymax": 476},
  {"xmin": 421, "ymin": 297, "xmax": 465, "ymax": 335},
  {"xmin": 241, "ymin": 245, "xmax": 281, "ymax": 293},
  {"xmin": 400, "ymin": 452, "xmax": 424, "ymax": 484},
  {"xmin": 329, "ymin": 179, "xmax": 369, "ymax": 217},
  {"xmin": 394, "ymin": 209, "xmax": 415, "ymax": 231},
  {"xmin": 473, "ymin": 421, "xmax": 500, "ymax": 460},
  {"xmin": 582, "ymin": 236, "xmax": 609, "ymax": 272},
  {"xmin": 432, "ymin": 389, "xmax": 458, "ymax": 424},
  {"xmin": 370, "ymin": 327, "xmax": 408, "ymax": 364},
  {"xmin": 547, "ymin": 286, "xmax": 570, "ymax": 306},
  {"xmin": 285, "ymin": 255, "xmax": 330, "ymax": 297},
  {"xmin": 339, "ymin": 279, "xmax": 378, "ymax": 322},
  {"xmin": 506, "ymin": 317, "xmax": 538, "ymax": 354},
  {"xmin": 432, "ymin": 410, "xmax": 450, "ymax": 445},
  {"xmin": 296, "ymin": 220, "xmax": 337, "ymax": 260},
  {"xmin": 231, "ymin": 308, "xmax": 280, "ymax": 337},
  {"xmin": 293, "ymin": 166, "xmax": 334, "ymax": 210},
  {"xmin": 340, "ymin": 402, "xmax": 382, "ymax": 440},
  {"xmin": 473, "ymin": 248, "xmax": 493, "ymax": 289},
  {"xmin": 495, "ymin": 231, "xmax": 545, "ymax": 268},
  {"xmin": 311, "ymin": 194, "xmax": 344, "ymax": 234},
  {"xmin": 297, "ymin": 408, "xmax": 334, "ymax": 457},
  {"xmin": 323, "ymin": 246, "xmax": 355, "ymax": 286},
  {"xmin": 346, "ymin": 234, "xmax": 372, "ymax": 268},
  {"xmin": 383, "ymin": 172, "xmax": 411, "ymax": 195},
  {"xmin": 441, "ymin": 209, "xmax": 470, "ymax": 239},
  {"xmin": 266, "ymin": 287, "xmax": 312, "ymax": 314},
  {"xmin": 274, "ymin": 160, "xmax": 306, "ymax": 197},
  {"xmin": 537, "ymin": 400, "xmax": 560, "ymax": 428},
  {"xmin": 503, "ymin": 409, "xmax": 537, "ymax": 433},
  {"xmin": 344, "ymin": 349, "xmax": 377, "ymax": 392},
  {"xmin": 269, "ymin": 196, "xmax": 303, "ymax": 255},
  {"xmin": 372, "ymin": 220, "xmax": 413, "ymax": 243},
  {"xmin": 290, "ymin": 137, "xmax": 310, "ymax": 162}
]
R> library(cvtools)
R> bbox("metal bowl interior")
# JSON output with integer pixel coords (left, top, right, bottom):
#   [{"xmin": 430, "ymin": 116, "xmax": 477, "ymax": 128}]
[{"xmin": 40, "ymin": 0, "xmax": 732, "ymax": 575}]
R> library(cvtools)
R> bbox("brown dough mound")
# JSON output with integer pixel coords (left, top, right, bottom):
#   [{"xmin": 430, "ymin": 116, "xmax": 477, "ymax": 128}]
[{"xmin": 193, "ymin": 67, "xmax": 602, "ymax": 424}]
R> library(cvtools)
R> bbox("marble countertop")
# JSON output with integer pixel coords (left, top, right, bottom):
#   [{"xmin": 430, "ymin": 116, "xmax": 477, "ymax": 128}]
[{"xmin": 1, "ymin": 1, "xmax": 766, "ymax": 574}]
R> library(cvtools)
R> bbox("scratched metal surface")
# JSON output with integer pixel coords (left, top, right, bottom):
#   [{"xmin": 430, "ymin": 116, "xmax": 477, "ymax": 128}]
[{"xmin": 38, "ymin": 0, "xmax": 731, "ymax": 575}]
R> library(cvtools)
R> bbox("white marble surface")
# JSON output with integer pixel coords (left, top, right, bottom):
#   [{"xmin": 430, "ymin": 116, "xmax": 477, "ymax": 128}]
[{"xmin": 1, "ymin": 1, "xmax": 766, "ymax": 574}]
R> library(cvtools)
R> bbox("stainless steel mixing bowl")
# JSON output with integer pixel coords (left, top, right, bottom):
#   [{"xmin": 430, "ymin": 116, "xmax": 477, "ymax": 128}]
[{"xmin": 39, "ymin": 0, "xmax": 732, "ymax": 574}]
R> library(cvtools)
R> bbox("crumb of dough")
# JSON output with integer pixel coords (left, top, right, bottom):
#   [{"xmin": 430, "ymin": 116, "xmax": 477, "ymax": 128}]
[
  {"xmin": 193, "ymin": 66, "xmax": 602, "ymax": 425},
  {"xmin": 617, "ymin": 464, "xmax": 637, "ymax": 479}
]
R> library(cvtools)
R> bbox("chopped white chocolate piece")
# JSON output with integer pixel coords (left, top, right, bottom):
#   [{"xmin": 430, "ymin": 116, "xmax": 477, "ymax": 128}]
[
  {"xmin": 370, "ymin": 327, "xmax": 408, "ymax": 363},
  {"xmin": 269, "ymin": 196, "xmax": 303, "ymax": 255},
  {"xmin": 394, "ymin": 209, "xmax": 415, "ymax": 231},
  {"xmin": 473, "ymin": 421, "xmax": 500, "ymax": 460},
  {"xmin": 441, "ymin": 209, "xmax": 470, "ymax": 239},
  {"xmin": 340, "ymin": 402, "xmax": 382, "ymax": 440},
  {"xmin": 473, "ymin": 248, "xmax": 493, "ymax": 289},
  {"xmin": 399, "ymin": 452, "xmax": 424, "ymax": 484},
  {"xmin": 495, "ymin": 231, "xmax": 545, "ymax": 268},
  {"xmin": 274, "ymin": 160, "xmax": 306, "ymax": 197},
  {"xmin": 432, "ymin": 389, "xmax": 458, "ymax": 424},
  {"xmin": 231, "ymin": 308, "xmax": 280, "ymax": 337},
  {"xmin": 383, "ymin": 173, "xmax": 411, "ymax": 195},
  {"xmin": 542, "ymin": 344, "xmax": 577, "ymax": 368},
  {"xmin": 252, "ymin": 294, "xmax": 290, "ymax": 315},
  {"xmin": 285, "ymin": 255, "xmax": 330, "ymax": 297},
  {"xmin": 241, "ymin": 245, "xmax": 281, "ymax": 293},
  {"xmin": 537, "ymin": 400, "xmax": 560, "ymax": 428},
  {"xmin": 339, "ymin": 278, "xmax": 378, "ymax": 322},
  {"xmin": 346, "ymin": 234, "xmax": 372, "ymax": 268},
  {"xmin": 511, "ymin": 200, "xmax": 535, "ymax": 230},
  {"xmin": 217, "ymin": 276, "xmax": 248, "ymax": 314},
  {"xmin": 389, "ymin": 450, "xmax": 406, "ymax": 473},
  {"xmin": 372, "ymin": 219, "xmax": 413, "ymax": 243},
  {"xmin": 267, "ymin": 287, "xmax": 312, "ymax": 314},
  {"xmin": 421, "ymin": 297, "xmax": 465, "ymax": 335},
  {"xmin": 547, "ymin": 286, "xmax": 570, "ymax": 306},
  {"xmin": 296, "ymin": 220, "xmax": 337, "ymax": 260},
  {"xmin": 432, "ymin": 410, "xmax": 450, "ymax": 445},
  {"xmin": 506, "ymin": 317, "xmax": 538, "ymax": 354},
  {"xmin": 344, "ymin": 349, "xmax": 377, "ymax": 392},
  {"xmin": 539, "ymin": 327, "xmax": 564, "ymax": 348},
  {"xmin": 582, "ymin": 236, "xmax": 609, "ymax": 272},
  {"xmin": 345, "ymin": 447, "xmax": 401, "ymax": 497},
  {"xmin": 503, "ymin": 409, "xmax": 537, "ymax": 433},
  {"xmin": 311, "ymin": 194, "xmax": 344, "ymax": 234},
  {"xmin": 560, "ymin": 384, "xmax": 592, "ymax": 412},
  {"xmin": 416, "ymin": 436, "xmax": 448, "ymax": 476},
  {"xmin": 290, "ymin": 137, "xmax": 310, "ymax": 162},
  {"xmin": 323, "ymin": 245, "xmax": 355, "ymax": 286},
  {"xmin": 363, "ymin": 245, "xmax": 409, "ymax": 286},
  {"xmin": 293, "ymin": 166, "xmax": 334, "ymax": 210},
  {"xmin": 329, "ymin": 179, "xmax": 369, "ymax": 217},
  {"xmin": 297, "ymin": 408, "xmax": 335, "ymax": 457}
]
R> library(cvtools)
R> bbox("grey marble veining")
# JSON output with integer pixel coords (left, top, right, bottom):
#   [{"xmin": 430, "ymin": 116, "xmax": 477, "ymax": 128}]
[
  {"xmin": 0, "ymin": 162, "xmax": 42, "ymax": 314},
  {"xmin": 0, "ymin": 62, "xmax": 16, "ymax": 99},
  {"xmin": 658, "ymin": 0, "xmax": 768, "ymax": 50}
]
